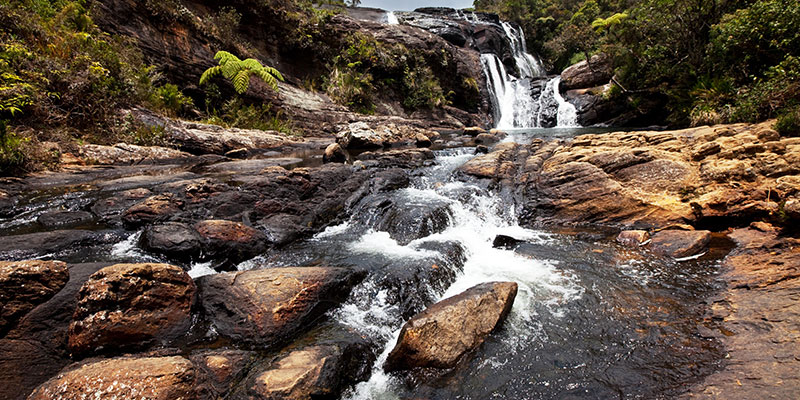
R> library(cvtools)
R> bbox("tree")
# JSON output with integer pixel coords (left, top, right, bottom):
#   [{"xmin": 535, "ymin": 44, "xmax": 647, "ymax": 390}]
[{"xmin": 200, "ymin": 51, "xmax": 284, "ymax": 94}]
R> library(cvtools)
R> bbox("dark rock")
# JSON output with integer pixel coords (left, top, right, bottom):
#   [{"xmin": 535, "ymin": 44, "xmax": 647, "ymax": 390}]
[
  {"xmin": 258, "ymin": 214, "xmax": 307, "ymax": 247},
  {"xmin": 323, "ymin": 143, "xmax": 347, "ymax": 163},
  {"xmin": 355, "ymin": 192, "xmax": 453, "ymax": 245},
  {"xmin": 475, "ymin": 145, "xmax": 489, "ymax": 154},
  {"xmin": 560, "ymin": 54, "xmax": 613, "ymax": 90},
  {"xmin": 36, "ymin": 210, "xmax": 94, "ymax": 229},
  {"xmin": 122, "ymin": 194, "xmax": 184, "ymax": 228},
  {"xmin": 140, "ymin": 222, "xmax": 203, "ymax": 261},
  {"xmin": 194, "ymin": 220, "xmax": 268, "ymax": 265},
  {"xmin": 616, "ymin": 230, "xmax": 651, "ymax": 247},
  {"xmin": 225, "ymin": 148, "xmax": 249, "ymax": 158},
  {"xmin": 27, "ymin": 356, "xmax": 197, "ymax": 400},
  {"xmin": 67, "ymin": 263, "xmax": 195, "ymax": 356},
  {"xmin": 463, "ymin": 126, "xmax": 486, "ymax": 136},
  {"xmin": 91, "ymin": 188, "xmax": 152, "ymax": 225},
  {"xmin": 0, "ymin": 230, "xmax": 98, "ymax": 260},
  {"xmin": 415, "ymin": 132, "xmax": 432, "ymax": 148},
  {"xmin": 649, "ymin": 230, "xmax": 712, "ymax": 258},
  {"xmin": 0, "ymin": 260, "xmax": 69, "ymax": 336},
  {"xmin": 356, "ymin": 148, "xmax": 435, "ymax": 169},
  {"xmin": 384, "ymin": 281, "xmax": 518, "ymax": 371},
  {"xmin": 197, "ymin": 267, "xmax": 363, "ymax": 345},
  {"xmin": 191, "ymin": 349, "xmax": 257, "ymax": 399},
  {"xmin": 492, "ymin": 235, "xmax": 524, "ymax": 249}
]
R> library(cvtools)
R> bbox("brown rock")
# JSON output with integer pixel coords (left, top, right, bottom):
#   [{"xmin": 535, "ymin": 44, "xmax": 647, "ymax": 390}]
[
  {"xmin": 0, "ymin": 260, "xmax": 69, "ymax": 335},
  {"xmin": 415, "ymin": 132, "xmax": 432, "ymax": 148},
  {"xmin": 197, "ymin": 267, "xmax": 363, "ymax": 345},
  {"xmin": 560, "ymin": 54, "xmax": 613, "ymax": 90},
  {"xmin": 122, "ymin": 193, "xmax": 183, "ymax": 228},
  {"xmin": 649, "ymin": 230, "xmax": 712, "ymax": 258},
  {"xmin": 27, "ymin": 356, "xmax": 197, "ymax": 400},
  {"xmin": 617, "ymin": 230, "xmax": 650, "ymax": 247},
  {"xmin": 384, "ymin": 281, "xmax": 517, "ymax": 371},
  {"xmin": 459, "ymin": 142, "xmax": 520, "ymax": 179},
  {"xmin": 191, "ymin": 349, "xmax": 256, "ymax": 399},
  {"xmin": 68, "ymin": 263, "xmax": 195, "ymax": 355},
  {"xmin": 194, "ymin": 220, "xmax": 268, "ymax": 264},
  {"xmin": 323, "ymin": 143, "xmax": 346, "ymax": 164}
]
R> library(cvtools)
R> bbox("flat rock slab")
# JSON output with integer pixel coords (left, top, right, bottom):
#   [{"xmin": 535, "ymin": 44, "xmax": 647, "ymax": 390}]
[
  {"xmin": 0, "ymin": 260, "xmax": 69, "ymax": 335},
  {"xmin": 650, "ymin": 229, "xmax": 712, "ymax": 258},
  {"xmin": 197, "ymin": 267, "xmax": 363, "ymax": 345},
  {"xmin": 385, "ymin": 281, "xmax": 518, "ymax": 371},
  {"xmin": 68, "ymin": 263, "xmax": 195, "ymax": 355},
  {"xmin": 28, "ymin": 356, "xmax": 197, "ymax": 400}
]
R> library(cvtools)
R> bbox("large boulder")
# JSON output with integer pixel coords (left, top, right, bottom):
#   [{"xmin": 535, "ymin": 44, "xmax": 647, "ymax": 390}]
[
  {"xmin": 122, "ymin": 194, "xmax": 184, "ymax": 228},
  {"xmin": 27, "ymin": 356, "xmax": 197, "ymax": 400},
  {"xmin": 36, "ymin": 210, "xmax": 93, "ymax": 229},
  {"xmin": 191, "ymin": 349, "xmax": 257, "ymax": 399},
  {"xmin": 336, "ymin": 122, "xmax": 383, "ymax": 149},
  {"xmin": 194, "ymin": 220, "xmax": 269, "ymax": 265},
  {"xmin": 560, "ymin": 54, "xmax": 613, "ymax": 91},
  {"xmin": 384, "ymin": 281, "xmax": 518, "ymax": 371},
  {"xmin": 140, "ymin": 222, "xmax": 203, "ymax": 261},
  {"xmin": 67, "ymin": 263, "xmax": 195, "ymax": 355},
  {"xmin": 649, "ymin": 229, "xmax": 712, "ymax": 258},
  {"xmin": 197, "ymin": 267, "xmax": 363, "ymax": 345},
  {"xmin": 0, "ymin": 260, "xmax": 69, "ymax": 335}
]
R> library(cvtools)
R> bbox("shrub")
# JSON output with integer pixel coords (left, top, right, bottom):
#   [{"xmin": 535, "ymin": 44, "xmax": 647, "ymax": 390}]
[
  {"xmin": 150, "ymin": 83, "xmax": 194, "ymax": 117},
  {"xmin": 775, "ymin": 106, "xmax": 800, "ymax": 137},
  {"xmin": 0, "ymin": 120, "xmax": 26, "ymax": 173},
  {"xmin": 204, "ymin": 98, "xmax": 296, "ymax": 134}
]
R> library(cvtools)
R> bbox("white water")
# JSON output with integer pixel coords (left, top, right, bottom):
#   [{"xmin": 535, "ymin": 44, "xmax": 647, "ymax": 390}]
[
  {"xmin": 384, "ymin": 11, "xmax": 399, "ymax": 25},
  {"xmin": 501, "ymin": 22, "xmax": 546, "ymax": 78},
  {"xmin": 334, "ymin": 150, "xmax": 582, "ymax": 400},
  {"xmin": 552, "ymin": 76, "xmax": 579, "ymax": 127}
]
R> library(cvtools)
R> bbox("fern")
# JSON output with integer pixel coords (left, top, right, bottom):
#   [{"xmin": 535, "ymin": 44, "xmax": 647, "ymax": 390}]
[{"xmin": 199, "ymin": 51, "xmax": 283, "ymax": 94}]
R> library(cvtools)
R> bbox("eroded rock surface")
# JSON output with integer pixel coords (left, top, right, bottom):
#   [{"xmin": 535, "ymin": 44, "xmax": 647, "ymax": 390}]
[
  {"xmin": 0, "ymin": 260, "xmax": 69, "ymax": 335},
  {"xmin": 197, "ymin": 267, "xmax": 363, "ymax": 345},
  {"xmin": 68, "ymin": 263, "xmax": 195, "ymax": 355},
  {"xmin": 649, "ymin": 229, "xmax": 712, "ymax": 258},
  {"xmin": 385, "ymin": 281, "xmax": 517, "ymax": 371},
  {"xmin": 28, "ymin": 356, "xmax": 197, "ymax": 400}
]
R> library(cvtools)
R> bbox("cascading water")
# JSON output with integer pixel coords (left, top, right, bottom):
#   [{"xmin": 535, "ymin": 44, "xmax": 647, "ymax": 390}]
[
  {"xmin": 501, "ymin": 22, "xmax": 546, "ymax": 78},
  {"xmin": 384, "ymin": 11, "xmax": 399, "ymax": 25}
]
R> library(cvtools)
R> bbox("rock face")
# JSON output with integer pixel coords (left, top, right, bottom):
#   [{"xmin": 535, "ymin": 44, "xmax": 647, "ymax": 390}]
[
  {"xmin": 67, "ymin": 263, "xmax": 195, "ymax": 355},
  {"xmin": 560, "ymin": 54, "xmax": 613, "ymax": 91},
  {"xmin": 197, "ymin": 267, "xmax": 362, "ymax": 345},
  {"xmin": 0, "ymin": 260, "xmax": 69, "ymax": 335},
  {"xmin": 248, "ymin": 342, "xmax": 371, "ymax": 400},
  {"xmin": 384, "ymin": 281, "xmax": 518, "ymax": 371},
  {"xmin": 28, "ymin": 356, "xmax": 197, "ymax": 400},
  {"xmin": 649, "ymin": 229, "xmax": 712, "ymax": 258},
  {"xmin": 194, "ymin": 220, "xmax": 269, "ymax": 265}
]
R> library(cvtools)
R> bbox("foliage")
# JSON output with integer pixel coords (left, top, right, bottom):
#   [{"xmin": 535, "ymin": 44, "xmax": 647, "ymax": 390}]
[
  {"xmin": 150, "ymin": 83, "xmax": 194, "ymax": 117},
  {"xmin": 200, "ymin": 51, "xmax": 284, "ymax": 95},
  {"xmin": 775, "ymin": 106, "xmax": 800, "ymax": 137},
  {"xmin": 0, "ymin": 119, "xmax": 26, "ymax": 171},
  {"xmin": 204, "ymin": 98, "xmax": 296, "ymax": 134}
]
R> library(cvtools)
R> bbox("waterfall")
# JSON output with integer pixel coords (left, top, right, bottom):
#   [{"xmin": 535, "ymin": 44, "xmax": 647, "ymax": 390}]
[
  {"xmin": 385, "ymin": 11, "xmax": 399, "ymax": 25},
  {"xmin": 482, "ymin": 22, "xmax": 579, "ymax": 129}
]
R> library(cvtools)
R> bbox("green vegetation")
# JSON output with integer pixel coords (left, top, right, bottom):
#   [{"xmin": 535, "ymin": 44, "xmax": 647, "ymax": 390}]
[
  {"xmin": 200, "ymin": 51, "xmax": 284, "ymax": 95},
  {"xmin": 474, "ymin": 0, "xmax": 800, "ymax": 127},
  {"xmin": 204, "ymin": 98, "xmax": 296, "ymax": 135}
]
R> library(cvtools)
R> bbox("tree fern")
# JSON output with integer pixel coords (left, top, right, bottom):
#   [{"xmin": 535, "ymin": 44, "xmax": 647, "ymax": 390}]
[{"xmin": 199, "ymin": 51, "xmax": 284, "ymax": 94}]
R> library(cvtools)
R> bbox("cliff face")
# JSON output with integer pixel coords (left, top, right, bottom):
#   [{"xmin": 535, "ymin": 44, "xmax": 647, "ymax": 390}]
[{"xmin": 91, "ymin": 0, "xmax": 493, "ymax": 132}]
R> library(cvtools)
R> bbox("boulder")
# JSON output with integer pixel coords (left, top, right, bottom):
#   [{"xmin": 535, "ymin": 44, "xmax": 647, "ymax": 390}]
[
  {"xmin": 248, "ymin": 342, "xmax": 371, "ymax": 400},
  {"xmin": 258, "ymin": 214, "xmax": 307, "ymax": 247},
  {"xmin": 191, "ymin": 349, "xmax": 257, "ymax": 399},
  {"xmin": 493, "ymin": 235, "xmax": 525, "ymax": 249},
  {"xmin": 459, "ymin": 142, "xmax": 519, "ymax": 179},
  {"xmin": 616, "ymin": 230, "xmax": 651, "ymax": 247},
  {"xmin": 91, "ymin": 188, "xmax": 152, "ymax": 225},
  {"xmin": 67, "ymin": 263, "xmax": 195, "ymax": 355},
  {"xmin": 122, "ymin": 193, "xmax": 183, "ymax": 228},
  {"xmin": 323, "ymin": 143, "xmax": 347, "ymax": 163},
  {"xmin": 78, "ymin": 143, "xmax": 191, "ymax": 165},
  {"xmin": 560, "ymin": 54, "xmax": 613, "ymax": 90},
  {"xmin": 415, "ymin": 132, "xmax": 432, "ymax": 148},
  {"xmin": 336, "ymin": 122, "xmax": 383, "ymax": 149},
  {"xmin": 0, "ymin": 260, "xmax": 69, "ymax": 335},
  {"xmin": 27, "ymin": 356, "xmax": 197, "ymax": 400},
  {"xmin": 194, "ymin": 220, "xmax": 269, "ymax": 265},
  {"xmin": 197, "ymin": 267, "xmax": 363, "ymax": 345},
  {"xmin": 649, "ymin": 230, "xmax": 712, "ymax": 258},
  {"xmin": 0, "ymin": 230, "xmax": 111, "ymax": 260},
  {"xmin": 140, "ymin": 222, "xmax": 203, "ymax": 261},
  {"xmin": 384, "ymin": 281, "xmax": 518, "ymax": 371},
  {"xmin": 36, "ymin": 210, "xmax": 93, "ymax": 229}
]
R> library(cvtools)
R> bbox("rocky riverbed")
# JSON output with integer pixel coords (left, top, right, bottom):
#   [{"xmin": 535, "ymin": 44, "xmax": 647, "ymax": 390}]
[{"xmin": 1, "ymin": 121, "xmax": 798, "ymax": 399}]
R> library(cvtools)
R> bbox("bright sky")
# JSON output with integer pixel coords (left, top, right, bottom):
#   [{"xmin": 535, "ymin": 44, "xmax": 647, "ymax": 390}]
[{"xmin": 358, "ymin": 0, "xmax": 474, "ymax": 12}]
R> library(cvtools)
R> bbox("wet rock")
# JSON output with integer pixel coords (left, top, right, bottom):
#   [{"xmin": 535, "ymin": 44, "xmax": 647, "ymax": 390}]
[
  {"xmin": 91, "ymin": 187, "xmax": 152, "ymax": 224},
  {"xmin": 225, "ymin": 148, "xmax": 249, "ymax": 158},
  {"xmin": 617, "ymin": 230, "xmax": 651, "ymax": 247},
  {"xmin": 0, "ymin": 260, "xmax": 69, "ymax": 335},
  {"xmin": 649, "ymin": 230, "xmax": 712, "ymax": 258},
  {"xmin": 560, "ymin": 54, "xmax": 613, "ymax": 90},
  {"xmin": 415, "ymin": 132, "xmax": 432, "ymax": 148},
  {"xmin": 248, "ymin": 341, "xmax": 372, "ymax": 400},
  {"xmin": 194, "ymin": 220, "xmax": 268, "ymax": 265},
  {"xmin": 258, "ymin": 214, "xmax": 307, "ymax": 247},
  {"xmin": 0, "ymin": 192, "xmax": 17, "ymax": 218},
  {"xmin": 323, "ymin": 143, "xmax": 346, "ymax": 163},
  {"xmin": 460, "ymin": 142, "xmax": 520, "ymax": 179},
  {"xmin": 492, "ymin": 235, "xmax": 525, "ymax": 249},
  {"xmin": 27, "ymin": 356, "xmax": 197, "ymax": 400},
  {"xmin": 475, "ymin": 144, "xmax": 489, "ymax": 154},
  {"xmin": 356, "ymin": 148, "xmax": 435, "ymax": 169},
  {"xmin": 67, "ymin": 263, "xmax": 195, "ymax": 355},
  {"xmin": 384, "ymin": 281, "xmax": 518, "ymax": 371},
  {"xmin": 191, "ymin": 349, "xmax": 257, "ymax": 399},
  {"xmin": 475, "ymin": 132, "xmax": 500, "ymax": 145},
  {"xmin": 0, "ymin": 230, "xmax": 95, "ymax": 259},
  {"xmin": 97, "ymin": 172, "xmax": 198, "ymax": 192},
  {"xmin": 122, "ymin": 193, "xmax": 184, "ymax": 228},
  {"xmin": 36, "ymin": 210, "xmax": 94, "ymax": 229},
  {"xmin": 197, "ymin": 267, "xmax": 362, "ymax": 345},
  {"xmin": 336, "ymin": 122, "xmax": 383, "ymax": 149},
  {"xmin": 463, "ymin": 126, "xmax": 486, "ymax": 136},
  {"xmin": 140, "ymin": 222, "xmax": 203, "ymax": 261},
  {"xmin": 367, "ymin": 193, "xmax": 453, "ymax": 245}
]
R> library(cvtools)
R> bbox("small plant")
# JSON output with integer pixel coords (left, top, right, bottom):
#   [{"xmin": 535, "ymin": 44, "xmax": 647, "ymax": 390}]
[
  {"xmin": 0, "ymin": 120, "xmax": 26, "ymax": 172},
  {"xmin": 204, "ymin": 98, "xmax": 296, "ymax": 134},
  {"xmin": 775, "ymin": 106, "xmax": 800, "ymax": 137},
  {"xmin": 150, "ymin": 83, "xmax": 194, "ymax": 116},
  {"xmin": 200, "ymin": 51, "xmax": 284, "ymax": 95}
]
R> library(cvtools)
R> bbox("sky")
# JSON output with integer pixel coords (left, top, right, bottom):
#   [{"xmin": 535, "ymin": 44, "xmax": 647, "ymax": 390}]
[{"xmin": 358, "ymin": 0, "xmax": 474, "ymax": 12}]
